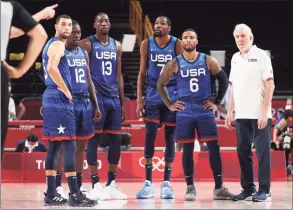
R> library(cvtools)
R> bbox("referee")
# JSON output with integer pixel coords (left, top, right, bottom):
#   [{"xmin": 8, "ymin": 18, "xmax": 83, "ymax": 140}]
[
  {"xmin": 225, "ymin": 24, "xmax": 275, "ymax": 202},
  {"xmin": 1, "ymin": 0, "xmax": 48, "ymax": 158}
]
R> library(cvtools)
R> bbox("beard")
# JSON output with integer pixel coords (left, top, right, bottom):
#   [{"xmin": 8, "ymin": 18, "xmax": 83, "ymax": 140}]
[
  {"xmin": 154, "ymin": 31, "xmax": 166, "ymax": 37},
  {"xmin": 59, "ymin": 32, "xmax": 70, "ymax": 39},
  {"xmin": 184, "ymin": 46, "xmax": 196, "ymax": 52}
]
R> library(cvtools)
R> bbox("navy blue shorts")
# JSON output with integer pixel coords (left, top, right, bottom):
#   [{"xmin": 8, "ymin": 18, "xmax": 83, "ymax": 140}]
[
  {"xmin": 94, "ymin": 92, "xmax": 122, "ymax": 134},
  {"xmin": 144, "ymin": 101, "xmax": 176, "ymax": 126},
  {"xmin": 42, "ymin": 89, "xmax": 76, "ymax": 141},
  {"xmin": 175, "ymin": 102, "xmax": 218, "ymax": 143},
  {"xmin": 73, "ymin": 97, "xmax": 94, "ymax": 140}
]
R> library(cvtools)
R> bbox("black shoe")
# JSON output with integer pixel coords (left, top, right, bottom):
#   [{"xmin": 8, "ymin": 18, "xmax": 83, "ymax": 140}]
[
  {"xmin": 232, "ymin": 190, "xmax": 256, "ymax": 201},
  {"xmin": 67, "ymin": 192, "xmax": 97, "ymax": 207},
  {"xmin": 44, "ymin": 194, "xmax": 67, "ymax": 206}
]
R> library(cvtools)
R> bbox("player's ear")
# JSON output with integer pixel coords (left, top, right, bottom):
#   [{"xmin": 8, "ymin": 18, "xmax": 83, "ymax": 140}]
[
  {"xmin": 168, "ymin": 26, "xmax": 171, "ymax": 32},
  {"xmin": 55, "ymin": 24, "xmax": 58, "ymax": 31}
]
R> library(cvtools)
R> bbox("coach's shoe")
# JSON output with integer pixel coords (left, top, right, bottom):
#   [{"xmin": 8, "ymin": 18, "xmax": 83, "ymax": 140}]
[
  {"xmin": 136, "ymin": 180, "xmax": 155, "ymax": 199},
  {"xmin": 88, "ymin": 182, "xmax": 111, "ymax": 201},
  {"xmin": 105, "ymin": 180, "xmax": 127, "ymax": 200},
  {"xmin": 80, "ymin": 185, "xmax": 89, "ymax": 198},
  {"xmin": 160, "ymin": 181, "xmax": 175, "ymax": 199},
  {"xmin": 232, "ymin": 190, "xmax": 256, "ymax": 201},
  {"xmin": 67, "ymin": 192, "xmax": 97, "ymax": 207},
  {"xmin": 184, "ymin": 185, "xmax": 196, "ymax": 201},
  {"xmin": 252, "ymin": 191, "xmax": 271, "ymax": 202},
  {"xmin": 213, "ymin": 185, "xmax": 234, "ymax": 200},
  {"xmin": 44, "ymin": 194, "xmax": 67, "ymax": 206},
  {"xmin": 56, "ymin": 186, "xmax": 68, "ymax": 199}
]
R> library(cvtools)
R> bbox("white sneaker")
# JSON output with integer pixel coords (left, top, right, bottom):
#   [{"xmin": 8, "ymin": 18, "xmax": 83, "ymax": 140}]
[
  {"xmin": 80, "ymin": 185, "xmax": 89, "ymax": 198},
  {"xmin": 56, "ymin": 186, "xmax": 68, "ymax": 199},
  {"xmin": 104, "ymin": 180, "xmax": 127, "ymax": 200},
  {"xmin": 88, "ymin": 182, "xmax": 111, "ymax": 201}
]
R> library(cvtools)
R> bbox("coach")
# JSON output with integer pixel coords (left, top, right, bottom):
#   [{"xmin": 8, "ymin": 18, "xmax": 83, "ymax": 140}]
[{"xmin": 225, "ymin": 24, "xmax": 275, "ymax": 202}]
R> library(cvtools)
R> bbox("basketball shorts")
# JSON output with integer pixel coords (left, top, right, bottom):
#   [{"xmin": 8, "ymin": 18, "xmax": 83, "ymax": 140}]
[
  {"xmin": 94, "ymin": 92, "xmax": 122, "ymax": 134},
  {"xmin": 73, "ymin": 97, "xmax": 94, "ymax": 140},
  {"xmin": 42, "ymin": 88, "xmax": 76, "ymax": 140},
  {"xmin": 144, "ymin": 101, "xmax": 176, "ymax": 126},
  {"xmin": 175, "ymin": 102, "xmax": 218, "ymax": 143}
]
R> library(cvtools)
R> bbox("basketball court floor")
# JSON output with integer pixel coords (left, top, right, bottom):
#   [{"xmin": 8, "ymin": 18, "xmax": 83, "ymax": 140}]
[{"xmin": 1, "ymin": 181, "xmax": 292, "ymax": 209}]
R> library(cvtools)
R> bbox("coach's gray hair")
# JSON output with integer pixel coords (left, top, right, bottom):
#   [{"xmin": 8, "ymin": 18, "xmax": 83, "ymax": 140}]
[{"xmin": 233, "ymin": 23, "xmax": 254, "ymax": 42}]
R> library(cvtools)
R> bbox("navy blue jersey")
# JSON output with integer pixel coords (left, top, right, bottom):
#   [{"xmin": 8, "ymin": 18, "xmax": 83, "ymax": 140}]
[
  {"xmin": 65, "ymin": 47, "xmax": 89, "ymax": 96},
  {"xmin": 88, "ymin": 35, "xmax": 118, "ymax": 98},
  {"xmin": 175, "ymin": 53, "xmax": 211, "ymax": 101},
  {"xmin": 146, "ymin": 35, "xmax": 177, "ymax": 87},
  {"xmin": 42, "ymin": 37, "xmax": 71, "ymax": 90}
]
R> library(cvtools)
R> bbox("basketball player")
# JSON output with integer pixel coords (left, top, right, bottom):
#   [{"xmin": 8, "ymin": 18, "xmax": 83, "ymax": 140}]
[
  {"xmin": 136, "ymin": 16, "xmax": 183, "ymax": 199},
  {"xmin": 157, "ymin": 29, "xmax": 234, "ymax": 201},
  {"xmin": 79, "ymin": 12, "xmax": 127, "ymax": 200},
  {"xmin": 42, "ymin": 15, "xmax": 96, "ymax": 207},
  {"xmin": 53, "ymin": 20, "xmax": 102, "ymax": 198}
]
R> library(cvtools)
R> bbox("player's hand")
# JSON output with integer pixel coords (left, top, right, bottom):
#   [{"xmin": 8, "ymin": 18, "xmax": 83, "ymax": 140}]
[
  {"xmin": 203, "ymin": 100, "xmax": 217, "ymax": 110},
  {"xmin": 57, "ymin": 87, "xmax": 72, "ymax": 101},
  {"xmin": 93, "ymin": 108, "xmax": 102, "ymax": 123},
  {"xmin": 136, "ymin": 99, "xmax": 145, "ymax": 118},
  {"xmin": 39, "ymin": 4, "xmax": 58, "ymax": 20},
  {"xmin": 258, "ymin": 112, "xmax": 268, "ymax": 129},
  {"xmin": 225, "ymin": 113, "xmax": 233, "ymax": 130},
  {"xmin": 121, "ymin": 105, "xmax": 126, "ymax": 122},
  {"xmin": 168, "ymin": 100, "xmax": 184, "ymax": 112},
  {"xmin": 2, "ymin": 61, "xmax": 23, "ymax": 79}
]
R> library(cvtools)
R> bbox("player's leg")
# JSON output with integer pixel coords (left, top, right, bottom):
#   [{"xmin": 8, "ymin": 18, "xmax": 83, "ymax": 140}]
[
  {"xmin": 175, "ymin": 114, "xmax": 196, "ymax": 201},
  {"xmin": 196, "ymin": 111, "xmax": 233, "ymax": 200},
  {"xmin": 251, "ymin": 119, "xmax": 272, "ymax": 202},
  {"xmin": 136, "ymin": 102, "xmax": 159, "ymax": 199},
  {"xmin": 86, "ymin": 94, "xmax": 110, "ymax": 201},
  {"xmin": 160, "ymin": 105, "xmax": 176, "ymax": 199},
  {"xmin": 103, "ymin": 97, "xmax": 127, "ymax": 200},
  {"xmin": 75, "ymin": 98, "xmax": 95, "ymax": 196},
  {"xmin": 232, "ymin": 119, "xmax": 256, "ymax": 201},
  {"xmin": 55, "ymin": 148, "xmax": 67, "ymax": 198}
]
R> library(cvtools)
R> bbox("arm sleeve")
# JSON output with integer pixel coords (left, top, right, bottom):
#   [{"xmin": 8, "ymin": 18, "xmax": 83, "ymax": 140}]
[
  {"xmin": 10, "ymin": 1, "xmax": 38, "ymax": 33},
  {"xmin": 261, "ymin": 54, "xmax": 274, "ymax": 81}
]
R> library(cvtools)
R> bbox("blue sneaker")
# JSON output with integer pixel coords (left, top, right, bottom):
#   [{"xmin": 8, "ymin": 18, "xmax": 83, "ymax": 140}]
[
  {"xmin": 252, "ymin": 191, "xmax": 271, "ymax": 202},
  {"xmin": 160, "ymin": 181, "xmax": 174, "ymax": 199},
  {"xmin": 232, "ymin": 190, "xmax": 256, "ymax": 201},
  {"xmin": 136, "ymin": 180, "xmax": 155, "ymax": 199}
]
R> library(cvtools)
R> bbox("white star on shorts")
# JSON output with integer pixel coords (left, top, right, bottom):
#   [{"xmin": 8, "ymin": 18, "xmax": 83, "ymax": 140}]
[{"xmin": 57, "ymin": 125, "xmax": 66, "ymax": 134}]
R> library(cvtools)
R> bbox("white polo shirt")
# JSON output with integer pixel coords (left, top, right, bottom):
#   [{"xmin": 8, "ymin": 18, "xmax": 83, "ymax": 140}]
[{"xmin": 229, "ymin": 45, "xmax": 274, "ymax": 119}]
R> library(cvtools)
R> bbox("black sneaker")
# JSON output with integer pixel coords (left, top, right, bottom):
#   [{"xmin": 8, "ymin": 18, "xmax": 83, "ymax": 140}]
[
  {"xmin": 44, "ymin": 194, "xmax": 67, "ymax": 206},
  {"xmin": 232, "ymin": 190, "xmax": 256, "ymax": 201},
  {"xmin": 67, "ymin": 192, "xmax": 97, "ymax": 207}
]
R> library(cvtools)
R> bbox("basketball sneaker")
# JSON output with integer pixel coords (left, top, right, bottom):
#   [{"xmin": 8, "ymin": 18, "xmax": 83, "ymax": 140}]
[
  {"xmin": 252, "ymin": 191, "xmax": 271, "ymax": 202},
  {"xmin": 80, "ymin": 185, "xmax": 89, "ymax": 198},
  {"xmin": 136, "ymin": 180, "xmax": 155, "ymax": 199},
  {"xmin": 232, "ymin": 190, "xmax": 256, "ymax": 201},
  {"xmin": 44, "ymin": 194, "xmax": 67, "ymax": 206},
  {"xmin": 184, "ymin": 185, "xmax": 196, "ymax": 201},
  {"xmin": 160, "ymin": 181, "xmax": 174, "ymax": 199},
  {"xmin": 88, "ymin": 182, "xmax": 111, "ymax": 201},
  {"xmin": 67, "ymin": 192, "xmax": 97, "ymax": 207},
  {"xmin": 104, "ymin": 180, "xmax": 127, "ymax": 200},
  {"xmin": 213, "ymin": 185, "xmax": 234, "ymax": 200},
  {"xmin": 56, "ymin": 186, "xmax": 68, "ymax": 199}
]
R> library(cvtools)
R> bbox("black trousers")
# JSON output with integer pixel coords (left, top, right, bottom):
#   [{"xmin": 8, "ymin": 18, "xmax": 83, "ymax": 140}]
[
  {"xmin": 1, "ymin": 64, "xmax": 9, "ymax": 159},
  {"xmin": 236, "ymin": 119, "xmax": 271, "ymax": 193}
]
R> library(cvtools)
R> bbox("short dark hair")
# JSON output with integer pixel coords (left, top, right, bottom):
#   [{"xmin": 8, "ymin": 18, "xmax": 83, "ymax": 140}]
[
  {"xmin": 283, "ymin": 109, "xmax": 293, "ymax": 119},
  {"xmin": 72, "ymin": 20, "xmax": 80, "ymax": 27},
  {"xmin": 94, "ymin": 12, "xmax": 108, "ymax": 22},
  {"xmin": 27, "ymin": 133, "xmax": 38, "ymax": 142},
  {"xmin": 157, "ymin": 16, "xmax": 171, "ymax": 26},
  {"xmin": 182, "ymin": 28, "xmax": 198, "ymax": 37},
  {"xmin": 56, "ymin": 14, "xmax": 72, "ymax": 24}
]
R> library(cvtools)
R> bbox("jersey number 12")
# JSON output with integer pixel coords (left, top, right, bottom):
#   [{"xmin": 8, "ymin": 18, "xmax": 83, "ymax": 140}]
[{"xmin": 75, "ymin": 68, "xmax": 86, "ymax": 83}]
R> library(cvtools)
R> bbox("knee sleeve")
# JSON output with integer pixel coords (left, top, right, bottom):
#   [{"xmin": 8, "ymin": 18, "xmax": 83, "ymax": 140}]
[
  {"xmin": 45, "ymin": 141, "xmax": 62, "ymax": 170},
  {"xmin": 182, "ymin": 142, "xmax": 194, "ymax": 176},
  {"xmin": 108, "ymin": 134, "xmax": 121, "ymax": 165},
  {"xmin": 164, "ymin": 126, "xmax": 175, "ymax": 163},
  {"xmin": 86, "ymin": 135, "xmax": 99, "ymax": 166},
  {"xmin": 144, "ymin": 121, "xmax": 159, "ymax": 159},
  {"xmin": 62, "ymin": 140, "xmax": 76, "ymax": 173}
]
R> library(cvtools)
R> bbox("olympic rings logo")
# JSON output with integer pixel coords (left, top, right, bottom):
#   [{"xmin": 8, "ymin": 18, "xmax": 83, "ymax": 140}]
[{"xmin": 138, "ymin": 156, "xmax": 165, "ymax": 172}]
